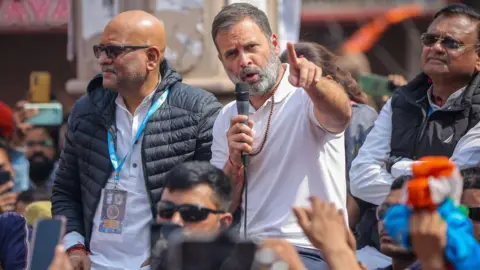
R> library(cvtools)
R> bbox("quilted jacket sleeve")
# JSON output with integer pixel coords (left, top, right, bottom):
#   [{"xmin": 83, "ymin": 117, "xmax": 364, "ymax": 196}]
[
  {"xmin": 51, "ymin": 104, "xmax": 85, "ymax": 238},
  {"xmin": 193, "ymin": 94, "xmax": 222, "ymax": 162}
]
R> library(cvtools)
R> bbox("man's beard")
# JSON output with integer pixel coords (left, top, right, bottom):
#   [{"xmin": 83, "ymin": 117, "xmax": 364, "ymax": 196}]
[
  {"xmin": 28, "ymin": 153, "xmax": 55, "ymax": 185},
  {"xmin": 226, "ymin": 46, "xmax": 281, "ymax": 96}
]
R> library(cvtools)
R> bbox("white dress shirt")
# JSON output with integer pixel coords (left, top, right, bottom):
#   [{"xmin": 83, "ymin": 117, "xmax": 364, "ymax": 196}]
[
  {"xmin": 350, "ymin": 86, "xmax": 480, "ymax": 205},
  {"xmin": 63, "ymin": 90, "xmax": 155, "ymax": 270},
  {"xmin": 211, "ymin": 65, "xmax": 347, "ymax": 250}
]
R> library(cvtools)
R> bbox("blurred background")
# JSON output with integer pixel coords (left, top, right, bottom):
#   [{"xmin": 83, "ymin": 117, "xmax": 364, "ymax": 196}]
[{"xmin": 0, "ymin": 0, "xmax": 475, "ymax": 112}]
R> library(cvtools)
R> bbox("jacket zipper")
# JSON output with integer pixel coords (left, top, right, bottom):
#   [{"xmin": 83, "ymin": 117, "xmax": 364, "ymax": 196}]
[{"xmin": 140, "ymin": 134, "xmax": 155, "ymax": 218}]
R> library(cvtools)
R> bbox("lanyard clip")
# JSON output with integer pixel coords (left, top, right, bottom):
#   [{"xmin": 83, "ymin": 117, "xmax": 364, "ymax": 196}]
[{"xmin": 114, "ymin": 172, "xmax": 120, "ymax": 189}]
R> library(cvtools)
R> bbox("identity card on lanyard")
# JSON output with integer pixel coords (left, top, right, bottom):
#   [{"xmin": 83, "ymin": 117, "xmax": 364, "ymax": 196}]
[{"xmin": 99, "ymin": 89, "xmax": 169, "ymax": 234}]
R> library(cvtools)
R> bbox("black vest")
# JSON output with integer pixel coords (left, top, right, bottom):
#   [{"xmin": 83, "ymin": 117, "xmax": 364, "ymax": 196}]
[{"xmin": 390, "ymin": 73, "xmax": 480, "ymax": 160}]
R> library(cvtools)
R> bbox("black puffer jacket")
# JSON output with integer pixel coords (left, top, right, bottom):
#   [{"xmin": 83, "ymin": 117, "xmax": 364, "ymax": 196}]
[{"xmin": 52, "ymin": 60, "xmax": 222, "ymax": 249}]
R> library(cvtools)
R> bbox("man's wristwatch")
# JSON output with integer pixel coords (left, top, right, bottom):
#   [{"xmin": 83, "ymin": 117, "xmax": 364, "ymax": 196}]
[{"xmin": 386, "ymin": 156, "xmax": 403, "ymax": 174}]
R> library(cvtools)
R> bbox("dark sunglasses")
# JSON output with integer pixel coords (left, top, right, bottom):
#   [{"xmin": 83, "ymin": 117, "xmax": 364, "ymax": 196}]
[
  {"xmin": 421, "ymin": 33, "xmax": 478, "ymax": 50},
  {"xmin": 93, "ymin": 44, "xmax": 149, "ymax": 59},
  {"xmin": 25, "ymin": 140, "xmax": 53, "ymax": 147},
  {"xmin": 157, "ymin": 201, "xmax": 225, "ymax": 223},
  {"xmin": 469, "ymin": 207, "xmax": 480, "ymax": 222}
]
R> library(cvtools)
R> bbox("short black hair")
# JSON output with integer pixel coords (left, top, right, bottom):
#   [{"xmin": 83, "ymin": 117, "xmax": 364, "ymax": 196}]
[
  {"xmin": 163, "ymin": 161, "xmax": 232, "ymax": 211},
  {"xmin": 434, "ymin": 4, "xmax": 480, "ymax": 43},
  {"xmin": 211, "ymin": 3, "xmax": 272, "ymax": 47},
  {"xmin": 461, "ymin": 167, "xmax": 480, "ymax": 190},
  {"xmin": 391, "ymin": 175, "xmax": 411, "ymax": 191}
]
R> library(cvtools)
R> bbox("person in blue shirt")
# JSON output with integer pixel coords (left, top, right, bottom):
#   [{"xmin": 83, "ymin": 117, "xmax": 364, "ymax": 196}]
[{"xmin": 0, "ymin": 212, "xmax": 30, "ymax": 270}]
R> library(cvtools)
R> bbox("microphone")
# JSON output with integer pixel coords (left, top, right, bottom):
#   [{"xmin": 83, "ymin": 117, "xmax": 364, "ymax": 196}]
[{"xmin": 235, "ymin": 83, "xmax": 250, "ymax": 167}]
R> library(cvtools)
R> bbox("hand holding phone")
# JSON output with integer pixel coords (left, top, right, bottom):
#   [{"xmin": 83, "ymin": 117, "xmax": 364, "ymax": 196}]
[{"xmin": 28, "ymin": 217, "xmax": 67, "ymax": 270}]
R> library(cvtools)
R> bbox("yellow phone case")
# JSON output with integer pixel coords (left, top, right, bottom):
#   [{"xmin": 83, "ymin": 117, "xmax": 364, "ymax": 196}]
[{"xmin": 29, "ymin": 71, "xmax": 51, "ymax": 103}]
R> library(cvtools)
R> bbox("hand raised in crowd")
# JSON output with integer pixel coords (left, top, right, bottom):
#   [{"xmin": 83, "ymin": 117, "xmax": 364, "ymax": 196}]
[
  {"xmin": 0, "ymin": 181, "xmax": 16, "ymax": 213},
  {"xmin": 294, "ymin": 197, "xmax": 354, "ymax": 252},
  {"xmin": 388, "ymin": 74, "xmax": 408, "ymax": 88},
  {"xmin": 12, "ymin": 100, "xmax": 38, "ymax": 147},
  {"xmin": 410, "ymin": 211, "xmax": 448, "ymax": 270},
  {"xmin": 68, "ymin": 249, "xmax": 91, "ymax": 270},
  {"xmin": 294, "ymin": 197, "xmax": 361, "ymax": 270},
  {"xmin": 49, "ymin": 245, "xmax": 73, "ymax": 270},
  {"xmin": 227, "ymin": 115, "xmax": 254, "ymax": 167},
  {"xmin": 261, "ymin": 238, "xmax": 306, "ymax": 270},
  {"xmin": 286, "ymin": 42, "xmax": 322, "ymax": 91}
]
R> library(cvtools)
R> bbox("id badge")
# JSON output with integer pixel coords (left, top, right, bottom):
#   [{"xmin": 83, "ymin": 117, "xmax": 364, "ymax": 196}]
[{"xmin": 99, "ymin": 188, "xmax": 127, "ymax": 234}]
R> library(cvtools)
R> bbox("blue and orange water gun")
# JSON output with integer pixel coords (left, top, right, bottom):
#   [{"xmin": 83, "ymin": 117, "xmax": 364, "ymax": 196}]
[{"xmin": 383, "ymin": 156, "xmax": 480, "ymax": 269}]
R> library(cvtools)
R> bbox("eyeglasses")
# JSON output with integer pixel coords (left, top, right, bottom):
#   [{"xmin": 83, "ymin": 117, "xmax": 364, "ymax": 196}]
[
  {"xmin": 93, "ymin": 44, "xmax": 149, "ymax": 59},
  {"xmin": 157, "ymin": 201, "xmax": 225, "ymax": 223},
  {"xmin": 25, "ymin": 140, "xmax": 53, "ymax": 148},
  {"xmin": 468, "ymin": 207, "xmax": 480, "ymax": 222},
  {"xmin": 376, "ymin": 202, "xmax": 396, "ymax": 221},
  {"xmin": 420, "ymin": 33, "xmax": 478, "ymax": 50}
]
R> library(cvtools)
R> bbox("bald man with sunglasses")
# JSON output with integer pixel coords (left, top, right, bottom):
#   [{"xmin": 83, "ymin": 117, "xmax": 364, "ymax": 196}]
[
  {"xmin": 52, "ymin": 10, "xmax": 221, "ymax": 270},
  {"xmin": 350, "ymin": 3, "xmax": 480, "ymax": 207}
]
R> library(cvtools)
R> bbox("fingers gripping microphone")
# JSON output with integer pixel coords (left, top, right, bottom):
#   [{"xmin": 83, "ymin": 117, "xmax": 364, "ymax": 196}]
[{"xmin": 235, "ymin": 83, "xmax": 250, "ymax": 167}]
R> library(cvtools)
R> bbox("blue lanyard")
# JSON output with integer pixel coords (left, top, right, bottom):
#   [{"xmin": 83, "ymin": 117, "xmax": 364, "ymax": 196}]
[{"xmin": 107, "ymin": 89, "xmax": 169, "ymax": 185}]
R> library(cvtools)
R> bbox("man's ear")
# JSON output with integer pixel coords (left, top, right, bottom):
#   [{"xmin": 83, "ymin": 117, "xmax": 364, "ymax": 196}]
[
  {"xmin": 220, "ymin": 213, "xmax": 233, "ymax": 229},
  {"xmin": 475, "ymin": 53, "xmax": 480, "ymax": 72},
  {"xmin": 270, "ymin": 33, "xmax": 280, "ymax": 55},
  {"xmin": 146, "ymin": 47, "xmax": 161, "ymax": 71},
  {"xmin": 326, "ymin": 75, "xmax": 334, "ymax": 80}
]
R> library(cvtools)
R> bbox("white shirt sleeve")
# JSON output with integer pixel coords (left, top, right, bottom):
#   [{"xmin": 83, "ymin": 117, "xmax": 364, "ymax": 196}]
[
  {"xmin": 63, "ymin": 231, "xmax": 85, "ymax": 250},
  {"xmin": 349, "ymin": 99, "xmax": 396, "ymax": 205},
  {"xmin": 451, "ymin": 120, "xmax": 480, "ymax": 169},
  {"xmin": 210, "ymin": 108, "xmax": 229, "ymax": 170}
]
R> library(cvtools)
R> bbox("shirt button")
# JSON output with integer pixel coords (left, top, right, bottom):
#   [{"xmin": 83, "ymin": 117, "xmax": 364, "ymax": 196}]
[{"xmin": 133, "ymin": 163, "xmax": 138, "ymax": 168}]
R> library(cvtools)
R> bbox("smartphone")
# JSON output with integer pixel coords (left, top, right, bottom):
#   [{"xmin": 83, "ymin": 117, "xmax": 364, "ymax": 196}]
[
  {"xmin": 0, "ymin": 169, "xmax": 12, "ymax": 193},
  {"xmin": 357, "ymin": 73, "xmax": 397, "ymax": 97},
  {"xmin": 24, "ymin": 102, "xmax": 63, "ymax": 126},
  {"xmin": 167, "ymin": 231, "xmax": 257, "ymax": 270},
  {"xmin": 28, "ymin": 217, "xmax": 67, "ymax": 270},
  {"xmin": 29, "ymin": 71, "xmax": 51, "ymax": 103}
]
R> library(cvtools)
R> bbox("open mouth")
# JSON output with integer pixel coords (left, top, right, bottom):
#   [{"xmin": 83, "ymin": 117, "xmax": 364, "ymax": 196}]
[{"xmin": 242, "ymin": 72, "xmax": 259, "ymax": 82}]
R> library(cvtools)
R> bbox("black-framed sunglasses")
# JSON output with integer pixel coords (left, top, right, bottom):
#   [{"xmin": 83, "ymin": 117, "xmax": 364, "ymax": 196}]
[
  {"xmin": 93, "ymin": 44, "xmax": 150, "ymax": 59},
  {"xmin": 157, "ymin": 201, "xmax": 225, "ymax": 223},
  {"xmin": 420, "ymin": 33, "xmax": 478, "ymax": 50},
  {"xmin": 468, "ymin": 207, "xmax": 480, "ymax": 222}
]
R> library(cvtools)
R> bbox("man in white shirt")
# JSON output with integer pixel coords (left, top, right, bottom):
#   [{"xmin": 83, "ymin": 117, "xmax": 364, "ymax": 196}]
[
  {"xmin": 210, "ymin": 3, "xmax": 352, "ymax": 268},
  {"xmin": 52, "ymin": 10, "xmax": 221, "ymax": 270},
  {"xmin": 350, "ymin": 3, "xmax": 480, "ymax": 206}
]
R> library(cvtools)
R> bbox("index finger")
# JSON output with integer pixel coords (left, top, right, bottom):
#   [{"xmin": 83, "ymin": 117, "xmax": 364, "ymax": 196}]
[
  {"xmin": 287, "ymin": 42, "xmax": 298, "ymax": 67},
  {"xmin": 230, "ymin": 115, "xmax": 249, "ymax": 127}
]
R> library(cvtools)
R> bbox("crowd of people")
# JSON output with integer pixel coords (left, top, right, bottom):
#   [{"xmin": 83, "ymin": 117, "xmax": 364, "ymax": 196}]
[{"xmin": 1, "ymin": 2, "xmax": 480, "ymax": 270}]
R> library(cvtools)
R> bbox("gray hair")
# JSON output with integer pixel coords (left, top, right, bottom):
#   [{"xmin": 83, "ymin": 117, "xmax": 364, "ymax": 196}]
[{"xmin": 211, "ymin": 3, "xmax": 272, "ymax": 46}]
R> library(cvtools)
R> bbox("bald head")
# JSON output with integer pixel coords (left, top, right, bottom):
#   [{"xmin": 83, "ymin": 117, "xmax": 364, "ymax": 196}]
[
  {"xmin": 97, "ymin": 10, "xmax": 166, "ymax": 94},
  {"xmin": 104, "ymin": 10, "xmax": 166, "ymax": 51}
]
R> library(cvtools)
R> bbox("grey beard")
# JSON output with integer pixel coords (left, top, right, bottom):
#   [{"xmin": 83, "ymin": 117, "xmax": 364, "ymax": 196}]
[{"xmin": 226, "ymin": 51, "xmax": 282, "ymax": 96}]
